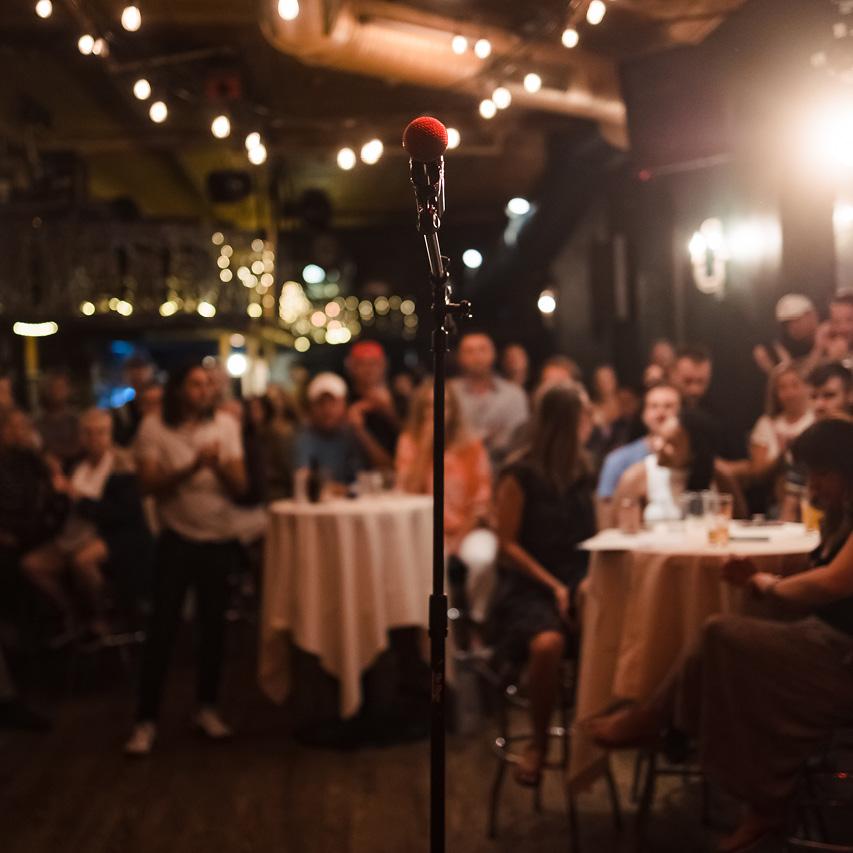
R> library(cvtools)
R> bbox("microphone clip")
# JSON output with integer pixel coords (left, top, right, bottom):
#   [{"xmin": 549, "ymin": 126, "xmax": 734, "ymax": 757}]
[{"xmin": 409, "ymin": 157, "xmax": 445, "ymax": 237}]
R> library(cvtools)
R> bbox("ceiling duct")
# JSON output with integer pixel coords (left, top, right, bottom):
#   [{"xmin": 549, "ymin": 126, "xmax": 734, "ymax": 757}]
[{"xmin": 259, "ymin": 0, "xmax": 627, "ymax": 148}]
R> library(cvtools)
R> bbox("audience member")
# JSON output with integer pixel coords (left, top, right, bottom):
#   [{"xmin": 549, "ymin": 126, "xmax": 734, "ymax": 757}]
[
  {"xmin": 21, "ymin": 409, "xmax": 151, "ymax": 643},
  {"xmin": 345, "ymin": 340, "xmax": 403, "ymax": 470},
  {"xmin": 395, "ymin": 381, "xmax": 491, "ymax": 554},
  {"xmin": 36, "ymin": 371, "xmax": 81, "ymax": 470},
  {"xmin": 610, "ymin": 409, "xmax": 745, "ymax": 527},
  {"xmin": 824, "ymin": 288, "xmax": 853, "ymax": 360},
  {"xmin": 728, "ymin": 364, "xmax": 814, "ymax": 492},
  {"xmin": 244, "ymin": 395, "xmax": 295, "ymax": 501},
  {"xmin": 589, "ymin": 418, "xmax": 853, "ymax": 853},
  {"xmin": 589, "ymin": 364, "xmax": 622, "ymax": 436},
  {"xmin": 137, "ymin": 382, "xmax": 163, "ymax": 421},
  {"xmin": 808, "ymin": 360, "xmax": 853, "ymax": 419},
  {"xmin": 596, "ymin": 384, "xmax": 681, "ymax": 524},
  {"xmin": 487, "ymin": 383, "xmax": 595, "ymax": 785},
  {"xmin": 295, "ymin": 373, "xmax": 368, "ymax": 488},
  {"xmin": 113, "ymin": 355, "xmax": 156, "ymax": 446},
  {"xmin": 501, "ymin": 344, "xmax": 530, "ymax": 390},
  {"xmin": 537, "ymin": 355, "xmax": 582, "ymax": 390},
  {"xmin": 649, "ymin": 339, "xmax": 676, "ymax": 374},
  {"xmin": 753, "ymin": 293, "xmax": 820, "ymax": 375},
  {"xmin": 451, "ymin": 332, "xmax": 529, "ymax": 470},
  {"xmin": 0, "ymin": 410, "xmax": 69, "ymax": 566},
  {"xmin": 127, "ymin": 364, "xmax": 252, "ymax": 755},
  {"xmin": 0, "ymin": 373, "xmax": 15, "ymax": 427}
]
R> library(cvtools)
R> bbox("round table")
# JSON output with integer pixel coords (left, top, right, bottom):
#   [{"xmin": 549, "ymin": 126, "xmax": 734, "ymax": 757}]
[
  {"xmin": 259, "ymin": 493, "xmax": 433, "ymax": 718},
  {"xmin": 568, "ymin": 523, "xmax": 820, "ymax": 790}
]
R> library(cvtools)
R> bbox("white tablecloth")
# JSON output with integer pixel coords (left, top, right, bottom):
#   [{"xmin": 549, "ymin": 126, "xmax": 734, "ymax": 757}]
[
  {"xmin": 568, "ymin": 523, "xmax": 819, "ymax": 790},
  {"xmin": 259, "ymin": 494, "xmax": 433, "ymax": 718}
]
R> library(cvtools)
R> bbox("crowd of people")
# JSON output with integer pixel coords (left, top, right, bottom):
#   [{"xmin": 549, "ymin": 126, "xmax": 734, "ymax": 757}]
[{"xmin": 1, "ymin": 288, "xmax": 853, "ymax": 847}]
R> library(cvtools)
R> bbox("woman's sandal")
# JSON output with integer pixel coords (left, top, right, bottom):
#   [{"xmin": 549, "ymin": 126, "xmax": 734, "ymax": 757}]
[{"xmin": 514, "ymin": 745, "xmax": 545, "ymax": 787}]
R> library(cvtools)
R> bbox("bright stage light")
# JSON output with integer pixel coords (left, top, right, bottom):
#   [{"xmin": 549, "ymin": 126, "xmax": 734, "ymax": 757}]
[
  {"xmin": 446, "ymin": 127, "xmax": 461, "ymax": 149},
  {"xmin": 226, "ymin": 352, "xmax": 248, "ymax": 377},
  {"xmin": 804, "ymin": 100, "xmax": 853, "ymax": 175}
]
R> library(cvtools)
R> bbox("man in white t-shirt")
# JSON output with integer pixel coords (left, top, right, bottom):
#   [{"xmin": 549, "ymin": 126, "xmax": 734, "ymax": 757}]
[{"xmin": 126, "ymin": 364, "xmax": 256, "ymax": 756}]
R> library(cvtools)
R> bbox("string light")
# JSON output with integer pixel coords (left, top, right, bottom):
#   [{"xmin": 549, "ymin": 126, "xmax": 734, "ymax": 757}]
[
  {"xmin": 451, "ymin": 35, "xmax": 468, "ymax": 54},
  {"xmin": 92, "ymin": 38, "xmax": 107, "ymax": 56},
  {"xmin": 251, "ymin": 238, "xmax": 265, "ymax": 252},
  {"xmin": 197, "ymin": 301, "xmax": 216, "ymax": 318},
  {"xmin": 278, "ymin": 0, "xmax": 299, "ymax": 21},
  {"xmin": 248, "ymin": 143, "xmax": 267, "ymax": 165},
  {"xmin": 245, "ymin": 132, "xmax": 261, "ymax": 151},
  {"xmin": 115, "ymin": 300, "xmax": 133, "ymax": 316},
  {"xmin": 360, "ymin": 138, "xmax": 384, "ymax": 164},
  {"xmin": 80, "ymin": 301, "xmax": 95, "ymax": 316},
  {"xmin": 474, "ymin": 38, "xmax": 492, "ymax": 59},
  {"xmin": 247, "ymin": 303, "xmax": 263, "ymax": 318},
  {"xmin": 538, "ymin": 289, "xmax": 557, "ymax": 314},
  {"xmin": 446, "ymin": 127, "xmax": 461, "ymax": 149},
  {"xmin": 492, "ymin": 87, "xmax": 511, "ymax": 109},
  {"xmin": 211, "ymin": 114, "xmax": 231, "ymax": 139},
  {"xmin": 159, "ymin": 300, "xmax": 178, "ymax": 317},
  {"xmin": 149, "ymin": 100, "xmax": 168, "ymax": 123},
  {"xmin": 587, "ymin": 0, "xmax": 607, "ymax": 25},
  {"xmin": 463, "ymin": 249, "xmax": 483, "ymax": 269},
  {"xmin": 121, "ymin": 4, "xmax": 142, "ymax": 32},
  {"xmin": 35, "ymin": 0, "xmax": 53, "ymax": 19},
  {"xmin": 479, "ymin": 99, "xmax": 497, "ymax": 119},
  {"xmin": 211, "ymin": 232, "xmax": 224, "ymax": 245},
  {"xmin": 562, "ymin": 27, "xmax": 579, "ymax": 48},
  {"xmin": 133, "ymin": 78, "xmax": 151, "ymax": 100},
  {"xmin": 337, "ymin": 147, "xmax": 356, "ymax": 170},
  {"xmin": 220, "ymin": 269, "xmax": 233, "ymax": 283},
  {"xmin": 78, "ymin": 34, "xmax": 95, "ymax": 55},
  {"xmin": 524, "ymin": 73, "xmax": 542, "ymax": 93}
]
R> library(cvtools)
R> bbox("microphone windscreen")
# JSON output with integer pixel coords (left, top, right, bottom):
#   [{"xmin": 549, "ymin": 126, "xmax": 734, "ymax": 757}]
[{"xmin": 402, "ymin": 116, "xmax": 448, "ymax": 162}]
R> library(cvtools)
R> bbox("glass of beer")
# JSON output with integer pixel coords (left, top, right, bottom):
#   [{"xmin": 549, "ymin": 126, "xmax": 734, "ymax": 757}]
[{"xmin": 706, "ymin": 493, "xmax": 733, "ymax": 546}]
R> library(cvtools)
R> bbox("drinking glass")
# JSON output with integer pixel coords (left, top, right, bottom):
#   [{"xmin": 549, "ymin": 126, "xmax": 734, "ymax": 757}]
[
  {"xmin": 617, "ymin": 497, "xmax": 642, "ymax": 535},
  {"xmin": 705, "ymin": 493, "xmax": 733, "ymax": 546}
]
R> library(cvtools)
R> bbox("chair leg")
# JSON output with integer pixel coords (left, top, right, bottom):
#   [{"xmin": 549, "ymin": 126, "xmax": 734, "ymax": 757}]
[
  {"xmin": 631, "ymin": 751, "xmax": 646, "ymax": 804},
  {"xmin": 634, "ymin": 750, "xmax": 657, "ymax": 853},
  {"xmin": 487, "ymin": 757, "xmax": 508, "ymax": 839},
  {"xmin": 565, "ymin": 789, "xmax": 581, "ymax": 853},
  {"xmin": 605, "ymin": 763, "xmax": 624, "ymax": 831}
]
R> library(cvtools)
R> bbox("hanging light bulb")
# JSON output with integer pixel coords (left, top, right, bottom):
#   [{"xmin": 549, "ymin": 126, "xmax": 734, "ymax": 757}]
[
  {"xmin": 492, "ymin": 87, "xmax": 512, "ymax": 109},
  {"xmin": 211, "ymin": 115, "xmax": 231, "ymax": 139},
  {"xmin": 121, "ymin": 4, "xmax": 142, "ymax": 32},
  {"xmin": 248, "ymin": 143, "xmax": 267, "ymax": 165},
  {"xmin": 561, "ymin": 27, "xmax": 579, "ymax": 48},
  {"xmin": 133, "ymin": 78, "xmax": 151, "ymax": 100},
  {"xmin": 524, "ymin": 73, "xmax": 542, "ymax": 94},
  {"xmin": 451, "ymin": 35, "xmax": 468, "ymax": 55},
  {"xmin": 479, "ymin": 99, "xmax": 497, "ymax": 120},
  {"xmin": 446, "ymin": 127, "xmax": 461, "ymax": 150},
  {"xmin": 474, "ymin": 38, "xmax": 492, "ymax": 59},
  {"xmin": 34, "ymin": 0, "xmax": 53, "ymax": 19},
  {"xmin": 245, "ymin": 132, "xmax": 261, "ymax": 151},
  {"xmin": 337, "ymin": 147, "xmax": 357, "ymax": 170},
  {"xmin": 278, "ymin": 0, "xmax": 299, "ymax": 21},
  {"xmin": 78, "ymin": 34, "xmax": 95, "ymax": 55},
  {"xmin": 149, "ymin": 100, "xmax": 168, "ymax": 123},
  {"xmin": 586, "ymin": 0, "xmax": 606, "ymax": 26},
  {"xmin": 92, "ymin": 38, "xmax": 107, "ymax": 56}
]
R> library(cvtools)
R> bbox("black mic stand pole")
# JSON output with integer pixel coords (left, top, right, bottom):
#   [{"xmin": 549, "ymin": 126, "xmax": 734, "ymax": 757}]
[{"xmin": 409, "ymin": 157, "xmax": 471, "ymax": 853}]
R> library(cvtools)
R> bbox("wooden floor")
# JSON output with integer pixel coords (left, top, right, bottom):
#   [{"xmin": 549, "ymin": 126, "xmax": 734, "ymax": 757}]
[{"xmin": 0, "ymin": 622, "xmax": 770, "ymax": 853}]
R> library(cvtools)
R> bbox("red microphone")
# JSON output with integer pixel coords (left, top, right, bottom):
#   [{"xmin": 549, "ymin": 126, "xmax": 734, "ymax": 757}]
[{"xmin": 402, "ymin": 116, "xmax": 449, "ymax": 163}]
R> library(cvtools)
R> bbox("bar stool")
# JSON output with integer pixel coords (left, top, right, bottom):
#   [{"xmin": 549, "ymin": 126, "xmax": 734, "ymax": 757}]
[{"xmin": 480, "ymin": 657, "xmax": 623, "ymax": 849}]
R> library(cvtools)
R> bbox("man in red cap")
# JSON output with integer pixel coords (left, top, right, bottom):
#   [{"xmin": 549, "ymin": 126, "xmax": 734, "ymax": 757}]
[{"xmin": 345, "ymin": 340, "xmax": 404, "ymax": 471}]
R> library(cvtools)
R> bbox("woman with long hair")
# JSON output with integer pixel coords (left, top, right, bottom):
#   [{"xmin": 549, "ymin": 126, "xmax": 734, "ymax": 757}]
[
  {"xmin": 125, "ymin": 364, "xmax": 250, "ymax": 756},
  {"xmin": 394, "ymin": 381, "xmax": 491, "ymax": 554},
  {"xmin": 486, "ymin": 382, "xmax": 596, "ymax": 785},
  {"xmin": 590, "ymin": 418, "xmax": 853, "ymax": 853}
]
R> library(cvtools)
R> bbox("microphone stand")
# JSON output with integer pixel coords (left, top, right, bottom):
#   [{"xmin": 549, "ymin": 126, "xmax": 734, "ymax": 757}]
[{"xmin": 409, "ymin": 156, "xmax": 471, "ymax": 853}]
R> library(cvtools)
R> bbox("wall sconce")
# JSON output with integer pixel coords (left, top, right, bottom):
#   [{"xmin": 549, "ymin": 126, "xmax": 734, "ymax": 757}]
[{"xmin": 688, "ymin": 218, "xmax": 728, "ymax": 297}]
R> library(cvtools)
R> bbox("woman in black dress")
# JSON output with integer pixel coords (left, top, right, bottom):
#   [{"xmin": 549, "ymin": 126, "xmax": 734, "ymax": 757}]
[{"xmin": 488, "ymin": 382, "xmax": 595, "ymax": 785}]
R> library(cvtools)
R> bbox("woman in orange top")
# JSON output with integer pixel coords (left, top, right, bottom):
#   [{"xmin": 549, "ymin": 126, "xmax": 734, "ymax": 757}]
[{"xmin": 395, "ymin": 381, "xmax": 492, "ymax": 555}]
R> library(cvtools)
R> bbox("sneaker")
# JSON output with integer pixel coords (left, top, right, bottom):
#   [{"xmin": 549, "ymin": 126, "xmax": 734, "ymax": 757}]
[
  {"xmin": 124, "ymin": 722, "xmax": 157, "ymax": 756},
  {"xmin": 193, "ymin": 707, "xmax": 232, "ymax": 740}
]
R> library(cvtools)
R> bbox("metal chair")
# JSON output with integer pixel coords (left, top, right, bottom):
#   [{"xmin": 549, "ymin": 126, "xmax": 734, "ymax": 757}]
[
  {"xmin": 480, "ymin": 658, "xmax": 623, "ymax": 850},
  {"xmin": 787, "ymin": 727, "xmax": 853, "ymax": 852}
]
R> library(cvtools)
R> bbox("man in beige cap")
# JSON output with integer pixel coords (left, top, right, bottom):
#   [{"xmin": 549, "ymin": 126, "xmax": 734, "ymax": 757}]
[{"xmin": 753, "ymin": 293, "xmax": 820, "ymax": 374}]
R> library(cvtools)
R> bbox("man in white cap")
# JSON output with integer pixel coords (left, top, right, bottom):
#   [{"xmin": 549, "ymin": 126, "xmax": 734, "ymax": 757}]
[
  {"xmin": 294, "ymin": 372, "xmax": 387, "ymax": 487},
  {"xmin": 753, "ymin": 293, "xmax": 820, "ymax": 374}
]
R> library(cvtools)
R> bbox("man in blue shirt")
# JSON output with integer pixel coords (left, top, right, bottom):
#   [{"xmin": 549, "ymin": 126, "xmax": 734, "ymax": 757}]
[{"xmin": 596, "ymin": 383, "xmax": 681, "ymax": 525}]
